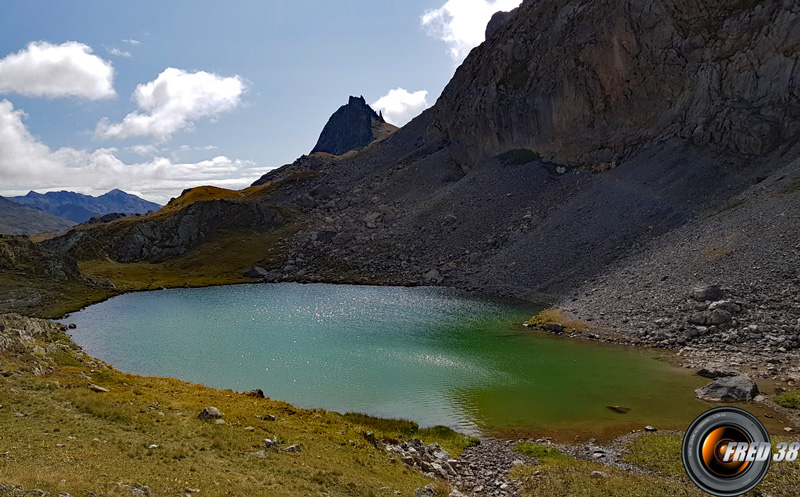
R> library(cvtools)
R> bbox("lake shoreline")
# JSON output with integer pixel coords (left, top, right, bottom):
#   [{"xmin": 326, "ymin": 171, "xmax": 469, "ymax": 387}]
[{"xmin": 64, "ymin": 283, "xmax": 716, "ymax": 441}]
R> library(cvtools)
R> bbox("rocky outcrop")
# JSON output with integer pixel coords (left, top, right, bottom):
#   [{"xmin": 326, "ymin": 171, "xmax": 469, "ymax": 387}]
[
  {"xmin": 427, "ymin": 0, "xmax": 800, "ymax": 167},
  {"xmin": 311, "ymin": 96, "xmax": 397, "ymax": 156},
  {"xmin": 0, "ymin": 314, "xmax": 76, "ymax": 375},
  {"xmin": 0, "ymin": 236, "xmax": 82, "ymax": 282},
  {"xmin": 42, "ymin": 199, "xmax": 290, "ymax": 263}
]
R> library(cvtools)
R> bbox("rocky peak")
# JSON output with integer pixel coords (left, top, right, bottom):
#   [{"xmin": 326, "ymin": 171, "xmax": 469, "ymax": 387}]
[
  {"xmin": 428, "ymin": 0, "xmax": 800, "ymax": 168},
  {"xmin": 310, "ymin": 95, "xmax": 397, "ymax": 156}
]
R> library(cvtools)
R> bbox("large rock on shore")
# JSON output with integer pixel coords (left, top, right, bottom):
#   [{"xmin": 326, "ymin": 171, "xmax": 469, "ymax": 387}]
[{"xmin": 695, "ymin": 375, "xmax": 759, "ymax": 402}]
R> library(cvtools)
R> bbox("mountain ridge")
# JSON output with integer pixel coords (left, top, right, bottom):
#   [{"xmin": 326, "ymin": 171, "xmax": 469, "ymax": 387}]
[
  {"xmin": 11, "ymin": 189, "xmax": 161, "ymax": 223},
  {"xmin": 0, "ymin": 196, "xmax": 75, "ymax": 236}
]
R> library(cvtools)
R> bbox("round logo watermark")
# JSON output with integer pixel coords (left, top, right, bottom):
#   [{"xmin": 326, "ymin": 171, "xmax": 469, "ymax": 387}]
[{"xmin": 682, "ymin": 407, "xmax": 771, "ymax": 496}]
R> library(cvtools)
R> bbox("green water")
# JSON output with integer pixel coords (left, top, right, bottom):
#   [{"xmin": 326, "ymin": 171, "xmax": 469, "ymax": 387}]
[{"xmin": 67, "ymin": 283, "xmax": 708, "ymax": 436}]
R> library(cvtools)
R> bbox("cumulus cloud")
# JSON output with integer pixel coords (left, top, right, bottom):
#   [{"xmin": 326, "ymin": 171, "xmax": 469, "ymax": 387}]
[
  {"xmin": 0, "ymin": 41, "xmax": 115, "ymax": 100},
  {"xmin": 96, "ymin": 67, "xmax": 245, "ymax": 141},
  {"xmin": 107, "ymin": 47, "xmax": 132, "ymax": 58},
  {"xmin": 421, "ymin": 0, "xmax": 522, "ymax": 61},
  {"xmin": 0, "ymin": 99, "xmax": 266, "ymax": 203},
  {"xmin": 372, "ymin": 88, "xmax": 430, "ymax": 127},
  {"xmin": 122, "ymin": 39, "xmax": 141, "ymax": 45}
]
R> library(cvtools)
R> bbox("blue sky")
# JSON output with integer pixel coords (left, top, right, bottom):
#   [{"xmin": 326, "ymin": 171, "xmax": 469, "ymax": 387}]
[{"xmin": 0, "ymin": 0, "xmax": 520, "ymax": 203}]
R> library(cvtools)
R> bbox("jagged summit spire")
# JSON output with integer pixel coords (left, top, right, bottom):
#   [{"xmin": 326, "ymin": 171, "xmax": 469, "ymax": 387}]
[{"xmin": 310, "ymin": 95, "xmax": 395, "ymax": 156}]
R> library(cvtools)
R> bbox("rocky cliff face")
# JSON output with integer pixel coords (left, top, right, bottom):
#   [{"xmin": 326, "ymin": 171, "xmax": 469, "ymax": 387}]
[
  {"xmin": 311, "ymin": 96, "xmax": 397, "ymax": 156},
  {"xmin": 0, "ymin": 236, "xmax": 82, "ymax": 282},
  {"xmin": 43, "ymin": 199, "xmax": 289, "ymax": 263},
  {"xmin": 427, "ymin": 0, "xmax": 800, "ymax": 167}
]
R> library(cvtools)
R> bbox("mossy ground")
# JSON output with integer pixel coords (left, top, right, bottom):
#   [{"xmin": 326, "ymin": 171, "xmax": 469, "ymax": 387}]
[
  {"xmin": 0, "ymin": 332, "xmax": 471, "ymax": 496},
  {"xmin": 774, "ymin": 391, "xmax": 800, "ymax": 409}
]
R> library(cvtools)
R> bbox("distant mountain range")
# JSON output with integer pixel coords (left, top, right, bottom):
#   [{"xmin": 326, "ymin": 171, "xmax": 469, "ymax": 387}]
[
  {"xmin": 10, "ymin": 189, "xmax": 161, "ymax": 223},
  {"xmin": 0, "ymin": 196, "xmax": 75, "ymax": 236}
]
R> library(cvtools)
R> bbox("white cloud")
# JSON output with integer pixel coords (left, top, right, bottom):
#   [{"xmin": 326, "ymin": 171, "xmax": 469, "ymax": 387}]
[
  {"xmin": 107, "ymin": 47, "xmax": 132, "ymax": 58},
  {"xmin": 127, "ymin": 144, "xmax": 160, "ymax": 156},
  {"xmin": 372, "ymin": 88, "xmax": 430, "ymax": 127},
  {"xmin": 0, "ymin": 99, "xmax": 266, "ymax": 204},
  {"xmin": 421, "ymin": 0, "xmax": 522, "ymax": 61},
  {"xmin": 96, "ymin": 67, "xmax": 246, "ymax": 141},
  {"xmin": 122, "ymin": 39, "xmax": 141, "ymax": 45},
  {"xmin": 0, "ymin": 41, "xmax": 115, "ymax": 100}
]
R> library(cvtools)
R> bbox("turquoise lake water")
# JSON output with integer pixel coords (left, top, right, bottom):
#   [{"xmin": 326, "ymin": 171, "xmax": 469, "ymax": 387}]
[{"xmin": 66, "ymin": 283, "xmax": 708, "ymax": 436}]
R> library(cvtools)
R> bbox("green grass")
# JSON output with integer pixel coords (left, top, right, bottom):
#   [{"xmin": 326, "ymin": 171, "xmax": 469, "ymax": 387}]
[
  {"xmin": 624, "ymin": 434, "xmax": 686, "ymax": 477},
  {"xmin": 622, "ymin": 433, "xmax": 800, "ymax": 497},
  {"xmin": 342, "ymin": 413, "xmax": 479, "ymax": 456},
  {"xmin": 513, "ymin": 442, "xmax": 572, "ymax": 461},
  {"xmin": 774, "ymin": 391, "xmax": 800, "ymax": 409},
  {"xmin": 511, "ymin": 446, "xmax": 704, "ymax": 497}
]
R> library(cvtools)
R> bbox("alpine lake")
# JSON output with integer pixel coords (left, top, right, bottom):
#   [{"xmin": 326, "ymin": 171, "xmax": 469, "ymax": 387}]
[{"xmin": 66, "ymin": 283, "xmax": 712, "ymax": 440}]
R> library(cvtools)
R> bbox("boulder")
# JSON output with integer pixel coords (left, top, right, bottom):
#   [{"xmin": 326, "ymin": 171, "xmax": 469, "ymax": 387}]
[
  {"xmin": 310, "ymin": 184, "xmax": 336, "ymax": 199},
  {"xmin": 197, "ymin": 406, "xmax": 224, "ymax": 420},
  {"xmin": 709, "ymin": 300, "xmax": 741, "ymax": 313},
  {"xmin": 332, "ymin": 230, "xmax": 355, "ymax": 246},
  {"xmin": 695, "ymin": 375, "xmax": 759, "ymax": 402},
  {"xmin": 423, "ymin": 269, "xmax": 443, "ymax": 284},
  {"xmin": 243, "ymin": 266, "xmax": 269, "ymax": 279},
  {"xmin": 246, "ymin": 389, "xmax": 265, "ymax": 398},
  {"xmin": 691, "ymin": 285, "xmax": 723, "ymax": 302},
  {"xmin": 707, "ymin": 309, "xmax": 733, "ymax": 326},
  {"xmin": 294, "ymin": 194, "xmax": 316, "ymax": 209}
]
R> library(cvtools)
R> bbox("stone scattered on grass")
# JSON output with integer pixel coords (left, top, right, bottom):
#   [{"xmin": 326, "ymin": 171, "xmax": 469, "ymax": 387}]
[
  {"xmin": 87, "ymin": 383, "xmax": 109, "ymax": 393},
  {"xmin": 197, "ymin": 406, "xmax": 223, "ymax": 420}
]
